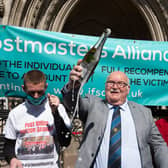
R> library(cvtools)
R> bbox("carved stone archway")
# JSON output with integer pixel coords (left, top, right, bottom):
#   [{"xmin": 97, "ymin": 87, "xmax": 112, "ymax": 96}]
[{"xmin": 1, "ymin": 0, "xmax": 168, "ymax": 41}]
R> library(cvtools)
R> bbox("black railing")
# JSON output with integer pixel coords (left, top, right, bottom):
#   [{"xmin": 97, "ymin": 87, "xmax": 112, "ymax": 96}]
[{"xmin": 0, "ymin": 97, "xmax": 23, "ymax": 165}]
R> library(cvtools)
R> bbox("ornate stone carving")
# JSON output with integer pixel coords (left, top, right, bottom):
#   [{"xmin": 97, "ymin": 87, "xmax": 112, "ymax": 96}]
[{"xmin": 0, "ymin": 0, "xmax": 4, "ymax": 17}]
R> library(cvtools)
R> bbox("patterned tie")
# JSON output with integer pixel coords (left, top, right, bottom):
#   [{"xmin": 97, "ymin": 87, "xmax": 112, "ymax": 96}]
[{"xmin": 108, "ymin": 106, "xmax": 121, "ymax": 168}]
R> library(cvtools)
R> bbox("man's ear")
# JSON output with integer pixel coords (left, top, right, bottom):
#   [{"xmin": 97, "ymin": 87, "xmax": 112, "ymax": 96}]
[{"xmin": 45, "ymin": 83, "xmax": 48, "ymax": 89}]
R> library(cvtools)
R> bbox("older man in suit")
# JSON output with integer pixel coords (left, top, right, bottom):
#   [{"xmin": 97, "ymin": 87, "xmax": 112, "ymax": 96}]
[{"xmin": 61, "ymin": 60, "xmax": 168, "ymax": 168}]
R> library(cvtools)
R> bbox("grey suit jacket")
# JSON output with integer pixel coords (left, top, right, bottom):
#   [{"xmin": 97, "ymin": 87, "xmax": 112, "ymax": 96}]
[{"xmin": 62, "ymin": 88, "xmax": 168, "ymax": 168}]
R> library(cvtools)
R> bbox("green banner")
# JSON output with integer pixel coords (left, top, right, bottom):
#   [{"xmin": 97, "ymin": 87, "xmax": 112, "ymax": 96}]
[{"xmin": 0, "ymin": 25, "xmax": 168, "ymax": 105}]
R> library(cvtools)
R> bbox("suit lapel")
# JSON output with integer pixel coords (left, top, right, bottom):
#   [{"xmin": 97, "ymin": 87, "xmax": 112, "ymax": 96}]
[{"xmin": 99, "ymin": 100, "xmax": 109, "ymax": 137}]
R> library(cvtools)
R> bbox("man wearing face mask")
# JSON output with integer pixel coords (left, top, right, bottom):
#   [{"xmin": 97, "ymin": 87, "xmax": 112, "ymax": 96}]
[
  {"xmin": 61, "ymin": 60, "xmax": 168, "ymax": 168},
  {"xmin": 4, "ymin": 70, "xmax": 71, "ymax": 168}
]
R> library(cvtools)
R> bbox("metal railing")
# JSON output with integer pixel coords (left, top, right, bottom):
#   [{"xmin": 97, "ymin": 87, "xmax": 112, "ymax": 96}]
[{"xmin": 0, "ymin": 97, "xmax": 23, "ymax": 166}]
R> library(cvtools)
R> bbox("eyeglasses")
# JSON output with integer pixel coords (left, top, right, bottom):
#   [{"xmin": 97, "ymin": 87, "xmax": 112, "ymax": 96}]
[
  {"xmin": 27, "ymin": 90, "xmax": 45, "ymax": 97},
  {"xmin": 106, "ymin": 80, "xmax": 129, "ymax": 88}
]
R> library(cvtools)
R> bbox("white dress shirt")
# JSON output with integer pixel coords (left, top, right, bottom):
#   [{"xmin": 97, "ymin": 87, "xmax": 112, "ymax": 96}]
[{"xmin": 94, "ymin": 100, "xmax": 142, "ymax": 168}]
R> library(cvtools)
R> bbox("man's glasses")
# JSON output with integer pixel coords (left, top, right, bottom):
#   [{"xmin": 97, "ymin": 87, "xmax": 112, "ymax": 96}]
[
  {"xmin": 27, "ymin": 90, "xmax": 45, "ymax": 97},
  {"xmin": 106, "ymin": 80, "xmax": 129, "ymax": 88}
]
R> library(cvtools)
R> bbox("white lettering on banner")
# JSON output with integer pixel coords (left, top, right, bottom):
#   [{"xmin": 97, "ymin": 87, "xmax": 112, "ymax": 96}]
[
  {"xmin": 53, "ymin": 88, "xmax": 61, "ymax": 94},
  {"xmin": 112, "ymin": 45, "xmax": 168, "ymax": 62},
  {"xmin": 0, "ymin": 37, "xmax": 89, "ymax": 56},
  {"xmin": 101, "ymin": 46, "xmax": 108, "ymax": 58},
  {"xmin": 58, "ymin": 43, "xmax": 67, "ymax": 55},
  {"xmin": 44, "ymin": 42, "xmax": 56, "ymax": 54},
  {"xmin": 128, "ymin": 90, "xmax": 143, "ymax": 98},
  {"xmin": 0, "ymin": 83, "xmax": 22, "ymax": 91},
  {"xmin": 68, "ymin": 41, "xmax": 76, "ymax": 56},
  {"xmin": 15, "ymin": 37, "xmax": 23, "ymax": 52},
  {"xmin": 1, "ymin": 36, "xmax": 168, "ymax": 62},
  {"xmin": 24, "ymin": 40, "xmax": 42, "ymax": 53},
  {"xmin": 163, "ymin": 51, "xmax": 168, "ymax": 61},
  {"xmin": 4, "ymin": 39, "xmax": 14, "ymax": 51},
  {"xmin": 87, "ymin": 88, "xmax": 105, "ymax": 97},
  {"xmin": 112, "ymin": 45, "xmax": 127, "ymax": 58},
  {"xmin": 77, "ymin": 44, "xmax": 88, "ymax": 56}
]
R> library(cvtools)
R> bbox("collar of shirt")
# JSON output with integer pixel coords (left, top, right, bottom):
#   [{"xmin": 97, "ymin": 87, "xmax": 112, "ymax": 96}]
[{"xmin": 107, "ymin": 99, "xmax": 128, "ymax": 111}]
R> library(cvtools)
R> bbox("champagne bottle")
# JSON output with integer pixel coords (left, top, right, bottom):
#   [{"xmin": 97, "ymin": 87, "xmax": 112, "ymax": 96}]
[{"xmin": 79, "ymin": 28, "xmax": 111, "ymax": 83}]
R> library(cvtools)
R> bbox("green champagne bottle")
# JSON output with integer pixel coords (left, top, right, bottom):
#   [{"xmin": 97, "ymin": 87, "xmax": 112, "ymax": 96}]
[
  {"xmin": 80, "ymin": 28, "xmax": 111, "ymax": 83},
  {"xmin": 71, "ymin": 28, "xmax": 111, "ymax": 122}
]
